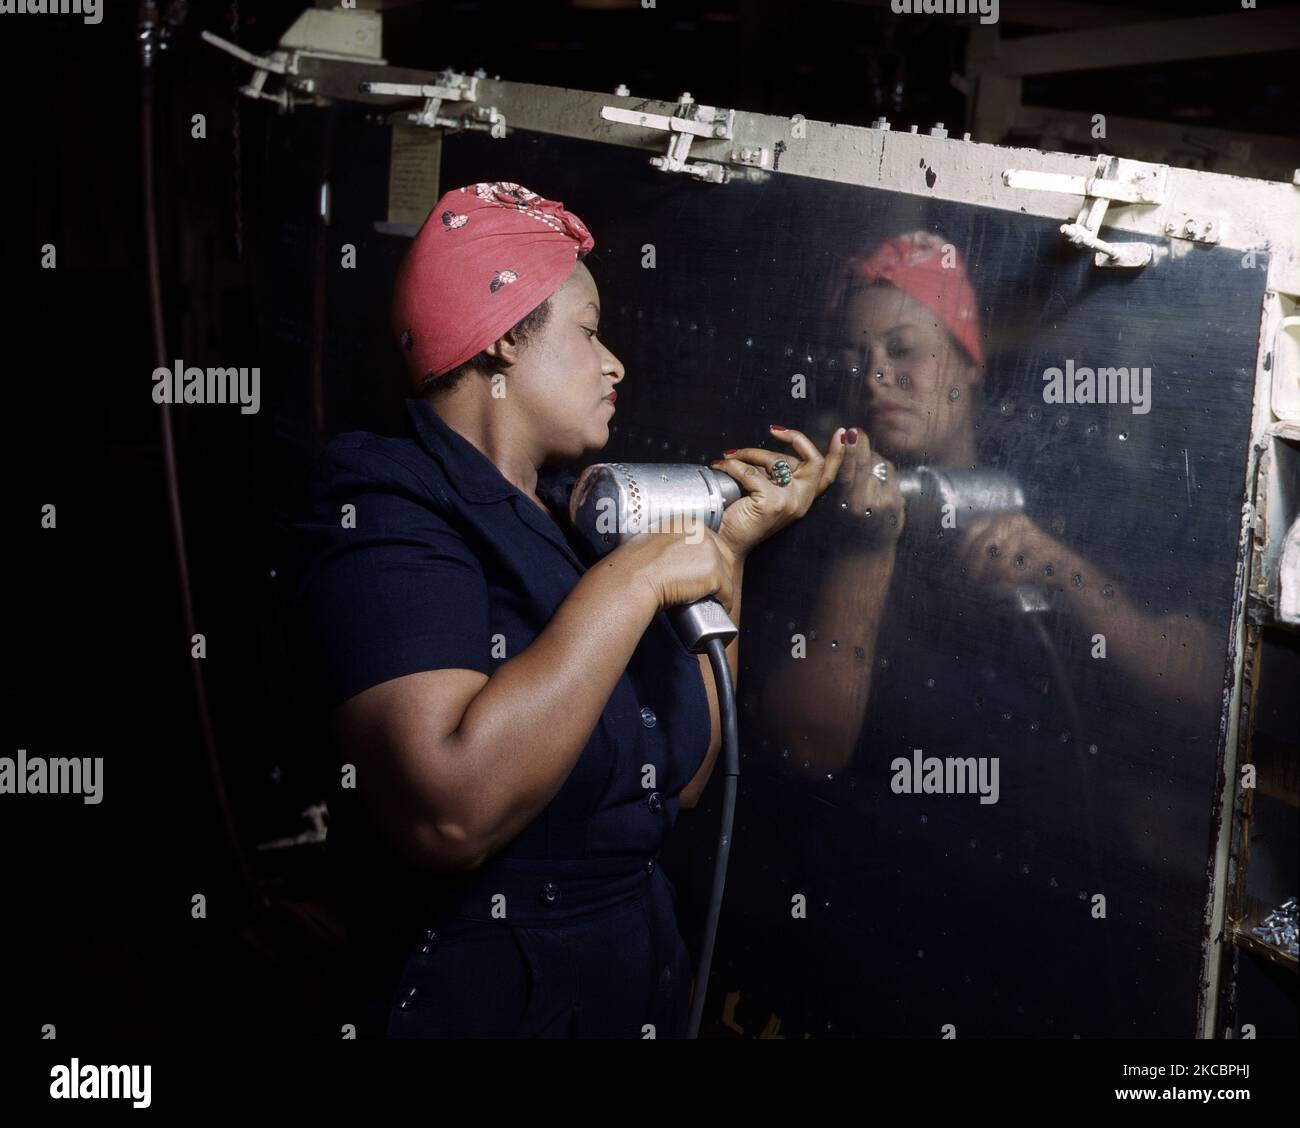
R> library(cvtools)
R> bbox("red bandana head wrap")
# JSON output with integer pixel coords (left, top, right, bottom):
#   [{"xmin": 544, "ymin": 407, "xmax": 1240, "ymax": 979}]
[
  {"xmin": 392, "ymin": 181, "xmax": 596, "ymax": 391},
  {"xmin": 824, "ymin": 231, "xmax": 984, "ymax": 367}
]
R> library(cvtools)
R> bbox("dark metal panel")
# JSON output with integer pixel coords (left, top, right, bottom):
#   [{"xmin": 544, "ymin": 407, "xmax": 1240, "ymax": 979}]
[{"xmin": 438, "ymin": 127, "xmax": 1265, "ymax": 1036}]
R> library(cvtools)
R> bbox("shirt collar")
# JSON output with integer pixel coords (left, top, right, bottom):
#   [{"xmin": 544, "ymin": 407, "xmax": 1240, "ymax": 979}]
[{"xmin": 405, "ymin": 396, "xmax": 518, "ymax": 504}]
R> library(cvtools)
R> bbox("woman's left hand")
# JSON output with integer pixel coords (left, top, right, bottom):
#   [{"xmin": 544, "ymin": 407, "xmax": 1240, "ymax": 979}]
[
  {"xmin": 956, "ymin": 511, "xmax": 1075, "ymax": 592},
  {"xmin": 708, "ymin": 424, "xmax": 848, "ymax": 561}
]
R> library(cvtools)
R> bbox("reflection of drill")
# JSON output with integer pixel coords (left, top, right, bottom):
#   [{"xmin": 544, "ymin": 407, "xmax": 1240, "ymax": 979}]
[
  {"xmin": 569, "ymin": 462, "xmax": 742, "ymax": 652},
  {"xmin": 898, "ymin": 466, "xmax": 1048, "ymax": 613}
]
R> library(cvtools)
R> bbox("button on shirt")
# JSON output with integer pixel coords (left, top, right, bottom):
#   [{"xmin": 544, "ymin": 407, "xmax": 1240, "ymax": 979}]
[{"xmin": 289, "ymin": 397, "xmax": 713, "ymax": 892}]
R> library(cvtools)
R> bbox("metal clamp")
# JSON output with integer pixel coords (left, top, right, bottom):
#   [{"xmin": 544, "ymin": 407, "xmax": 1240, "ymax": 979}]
[
  {"xmin": 202, "ymin": 6, "xmax": 389, "ymax": 111},
  {"xmin": 360, "ymin": 73, "xmax": 504, "ymax": 137},
  {"xmin": 1003, "ymin": 155, "xmax": 1167, "ymax": 268},
  {"xmin": 201, "ymin": 31, "xmax": 311, "ymax": 109},
  {"xmin": 600, "ymin": 91, "xmax": 743, "ymax": 184}
]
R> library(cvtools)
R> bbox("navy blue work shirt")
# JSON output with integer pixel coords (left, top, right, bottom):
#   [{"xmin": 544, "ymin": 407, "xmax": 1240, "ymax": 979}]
[{"xmin": 289, "ymin": 396, "xmax": 713, "ymax": 1036}]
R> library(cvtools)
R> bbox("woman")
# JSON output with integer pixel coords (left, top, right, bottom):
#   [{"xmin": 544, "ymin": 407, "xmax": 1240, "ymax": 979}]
[{"xmin": 290, "ymin": 181, "xmax": 848, "ymax": 1038}]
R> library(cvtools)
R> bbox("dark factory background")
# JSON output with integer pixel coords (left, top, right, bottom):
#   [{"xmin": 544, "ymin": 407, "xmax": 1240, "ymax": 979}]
[{"xmin": 2, "ymin": 0, "xmax": 1298, "ymax": 1041}]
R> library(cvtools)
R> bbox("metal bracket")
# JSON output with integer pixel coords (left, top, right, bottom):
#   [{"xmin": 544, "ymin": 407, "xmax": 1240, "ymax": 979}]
[
  {"xmin": 201, "ymin": 31, "xmax": 312, "ymax": 109},
  {"xmin": 600, "ymin": 92, "xmax": 744, "ymax": 184},
  {"xmin": 1162, "ymin": 212, "xmax": 1222, "ymax": 245},
  {"xmin": 360, "ymin": 73, "xmax": 505, "ymax": 137},
  {"xmin": 1002, "ymin": 154, "xmax": 1167, "ymax": 268},
  {"xmin": 201, "ymin": 7, "xmax": 388, "ymax": 111}
]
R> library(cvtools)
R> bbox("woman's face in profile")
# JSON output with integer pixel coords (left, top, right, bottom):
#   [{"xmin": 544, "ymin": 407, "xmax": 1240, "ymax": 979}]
[
  {"xmin": 515, "ymin": 259, "xmax": 625, "ymax": 462},
  {"xmin": 835, "ymin": 282, "xmax": 980, "ymax": 464}
]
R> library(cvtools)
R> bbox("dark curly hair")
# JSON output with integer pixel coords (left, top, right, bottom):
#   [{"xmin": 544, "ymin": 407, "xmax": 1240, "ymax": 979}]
[{"xmin": 417, "ymin": 248, "xmax": 592, "ymax": 395}]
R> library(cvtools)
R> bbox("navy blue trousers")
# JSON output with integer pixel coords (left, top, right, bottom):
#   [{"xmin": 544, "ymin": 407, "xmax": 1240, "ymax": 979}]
[{"xmin": 350, "ymin": 856, "xmax": 694, "ymax": 1039}]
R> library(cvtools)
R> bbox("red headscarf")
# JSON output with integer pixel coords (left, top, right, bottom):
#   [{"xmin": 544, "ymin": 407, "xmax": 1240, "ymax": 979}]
[
  {"xmin": 824, "ymin": 231, "xmax": 984, "ymax": 367},
  {"xmin": 392, "ymin": 181, "xmax": 596, "ymax": 390}
]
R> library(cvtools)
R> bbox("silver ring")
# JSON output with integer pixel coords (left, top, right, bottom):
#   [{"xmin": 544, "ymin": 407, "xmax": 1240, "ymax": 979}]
[
  {"xmin": 872, "ymin": 462, "xmax": 889, "ymax": 482},
  {"xmin": 770, "ymin": 459, "xmax": 794, "ymax": 487}
]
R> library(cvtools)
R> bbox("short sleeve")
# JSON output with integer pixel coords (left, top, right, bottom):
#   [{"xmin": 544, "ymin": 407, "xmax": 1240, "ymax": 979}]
[{"xmin": 289, "ymin": 439, "xmax": 492, "ymax": 711}]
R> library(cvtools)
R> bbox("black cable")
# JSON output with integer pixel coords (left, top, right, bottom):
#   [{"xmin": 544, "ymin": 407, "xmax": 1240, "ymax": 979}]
[
  {"xmin": 687, "ymin": 636, "xmax": 740, "ymax": 1039},
  {"xmin": 1023, "ymin": 607, "xmax": 1115, "ymax": 1024},
  {"xmin": 141, "ymin": 1, "xmax": 266, "ymax": 914}
]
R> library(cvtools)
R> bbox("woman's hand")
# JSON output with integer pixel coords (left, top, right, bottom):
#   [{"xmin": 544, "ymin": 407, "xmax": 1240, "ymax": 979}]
[
  {"xmin": 955, "ymin": 511, "xmax": 1072, "ymax": 592},
  {"xmin": 828, "ymin": 426, "xmax": 906, "ymax": 550},
  {"xmin": 616, "ymin": 519, "xmax": 740, "ymax": 616},
  {"xmin": 707, "ymin": 424, "xmax": 848, "ymax": 560}
]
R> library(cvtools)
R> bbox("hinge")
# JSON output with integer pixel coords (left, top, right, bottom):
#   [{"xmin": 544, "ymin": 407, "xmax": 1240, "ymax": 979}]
[
  {"xmin": 360, "ymin": 73, "xmax": 505, "ymax": 138},
  {"xmin": 201, "ymin": 6, "xmax": 387, "ymax": 111},
  {"xmin": 1002, "ymin": 154, "xmax": 1168, "ymax": 268},
  {"xmin": 600, "ymin": 92, "xmax": 751, "ymax": 184}
]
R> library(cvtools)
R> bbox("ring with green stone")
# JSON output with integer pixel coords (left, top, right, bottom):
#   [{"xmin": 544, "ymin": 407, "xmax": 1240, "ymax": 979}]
[{"xmin": 769, "ymin": 459, "xmax": 794, "ymax": 487}]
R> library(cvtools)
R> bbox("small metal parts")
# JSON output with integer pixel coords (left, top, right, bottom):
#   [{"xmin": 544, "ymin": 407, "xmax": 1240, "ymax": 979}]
[{"xmin": 1002, "ymin": 154, "xmax": 1168, "ymax": 269}]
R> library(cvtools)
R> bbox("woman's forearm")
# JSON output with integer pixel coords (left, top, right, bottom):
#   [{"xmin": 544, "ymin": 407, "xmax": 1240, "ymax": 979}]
[
  {"xmin": 764, "ymin": 547, "xmax": 895, "ymax": 771},
  {"xmin": 448, "ymin": 550, "xmax": 661, "ymax": 859},
  {"xmin": 1049, "ymin": 552, "xmax": 1218, "ymax": 700}
]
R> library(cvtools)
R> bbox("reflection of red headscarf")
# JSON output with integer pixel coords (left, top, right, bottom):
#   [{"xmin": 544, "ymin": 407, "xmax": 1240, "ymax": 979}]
[
  {"xmin": 392, "ymin": 181, "xmax": 596, "ymax": 390},
  {"xmin": 824, "ymin": 231, "xmax": 983, "ymax": 367}
]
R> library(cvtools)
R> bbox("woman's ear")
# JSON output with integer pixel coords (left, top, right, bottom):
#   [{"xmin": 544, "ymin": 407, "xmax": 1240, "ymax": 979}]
[{"xmin": 483, "ymin": 335, "xmax": 519, "ymax": 369}]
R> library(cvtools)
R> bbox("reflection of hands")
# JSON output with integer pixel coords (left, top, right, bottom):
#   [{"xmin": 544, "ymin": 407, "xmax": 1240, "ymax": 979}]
[
  {"xmin": 956, "ymin": 511, "xmax": 1072, "ymax": 591},
  {"xmin": 830, "ymin": 426, "xmax": 906, "ymax": 550},
  {"xmin": 708, "ymin": 424, "xmax": 847, "ymax": 561}
]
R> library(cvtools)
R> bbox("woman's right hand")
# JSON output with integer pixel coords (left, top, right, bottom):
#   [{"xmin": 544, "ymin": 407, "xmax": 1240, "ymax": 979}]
[
  {"xmin": 833, "ymin": 426, "xmax": 906, "ymax": 549},
  {"xmin": 615, "ymin": 520, "xmax": 738, "ymax": 616}
]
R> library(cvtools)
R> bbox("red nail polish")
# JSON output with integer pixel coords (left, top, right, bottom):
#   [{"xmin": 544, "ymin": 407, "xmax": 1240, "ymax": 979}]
[
  {"xmin": 839, "ymin": 429, "xmax": 847, "ymax": 445},
  {"xmin": 848, "ymin": 428, "xmax": 858, "ymax": 444},
  {"xmin": 723, "ymin": 448, "xmax": 738, "ymax": 455},
  {"xmin": 770, "ymin": 424, "xmax": 787, "ymax": 431}
]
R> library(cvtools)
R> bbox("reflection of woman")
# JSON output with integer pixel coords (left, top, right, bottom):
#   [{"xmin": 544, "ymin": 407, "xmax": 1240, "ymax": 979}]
[
  {"xmin": 291, "ymin": 182, "xmax": 841, "ymax": 1038},
  {"xmin": 771, "ymin": 231, "xmax": 1214, "ymax": 770},
  {"xmin": 742, "ymin": 231, "xmax": 1215, "ymax": 1036}
]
